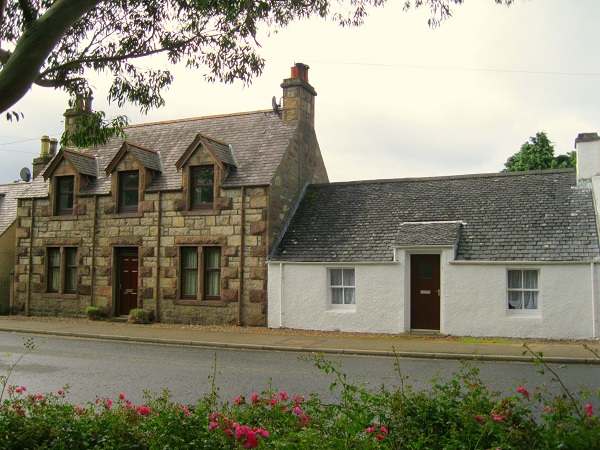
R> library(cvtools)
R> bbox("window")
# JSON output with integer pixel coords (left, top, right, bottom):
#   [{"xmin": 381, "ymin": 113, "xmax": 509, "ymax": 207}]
[
  {"xmin": 190, "ymin": 166, "xmax": 214, "ymax": 209},
  {"xmin": 330, "ymin": 268, "xmax": 355, "ymax": 307},
  {"xmin": 47, "ymin": 247, "xmax": 78, "ymax": 294},
  {"xmin": 507, "ymin": 269, "xmax": 538, "ymax": 310},
  {"xmin": 181, "ymin": 247, "xmax": 199, "ymax": 298},
  {"xmin": 204, "ymin": 247, "xmax": 221, "ymax": 298},
  {"xmin": 179, "ymin": 246, "xmax": 221, "ymax": 300},
  {"xmin": 55, "ymin": 176, "xmax": 74, "ymax": 215},
  {"xmin": 119, "ymin": 171, "xmax": 139, "ymax": 212},
  {"xmin": 47, "ymin": 248, "xmax": 60, "ymax": 293}
]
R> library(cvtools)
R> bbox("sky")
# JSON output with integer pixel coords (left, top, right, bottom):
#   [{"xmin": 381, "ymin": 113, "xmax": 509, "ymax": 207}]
[{"xmin": 2, "ymin": 0, "xmax": 600, "ymax": 183}]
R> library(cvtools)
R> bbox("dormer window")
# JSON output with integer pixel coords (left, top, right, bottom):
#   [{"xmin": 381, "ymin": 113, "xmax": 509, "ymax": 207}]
[
  {"xmin": 55, "ymin": 176, "xmax": 74, "ymax": 215},
  {"xmin": 119, "ymin": 171, "xmax": 139, "ymax": 212},
  {"xmin": 190, "ymin": 166, "xmax": 214, "ymax": 209}
]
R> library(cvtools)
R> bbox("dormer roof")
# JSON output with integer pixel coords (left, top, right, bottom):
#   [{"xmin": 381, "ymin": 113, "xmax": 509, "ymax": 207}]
[
  {"xmin": 18, "ymin": 110, "xmax": 296, "ymax": 199},
  {"xmin": 176, "ymin": 133, "xmax": 237, "ymax": 171},
  {"xmin": 42, "ymin": 148, "xmax": 98, "ymax": 181},
  {"xmin": 105, "ymin": 141, "xmax": 162, "ymax": 176}
]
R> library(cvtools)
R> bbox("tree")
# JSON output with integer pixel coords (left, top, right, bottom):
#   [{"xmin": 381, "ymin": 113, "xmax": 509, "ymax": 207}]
[
  {"xmin": 0, "ymin": 0, "xmax": 513, "ymax": 146},
  {"xmin": 503, "ymin": 131, "xmax": 576, "ymax": 172}
]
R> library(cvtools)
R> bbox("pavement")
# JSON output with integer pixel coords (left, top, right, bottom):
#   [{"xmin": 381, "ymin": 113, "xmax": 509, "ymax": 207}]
[{"xmin": 0, "ymin": 316, "xmax": 599, "ymax": 365}]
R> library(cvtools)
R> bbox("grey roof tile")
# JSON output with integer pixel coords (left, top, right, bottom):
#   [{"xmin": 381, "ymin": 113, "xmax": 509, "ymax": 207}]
[
  {"xmin": 273, "ymin": 169, "xmax": 600, "ymax": 262},
  {"xmin": 20, "ymin": 110, "xmax": 295, "ymax": 198},
  {"xmin": 0, "ymin": 182, "xmax": 30, "ymax": 235},
  {"xmin": 127, "ymin": 143, "xmax": 162, "ymax": 173},
  {"xmin": 62, "ymin": 149, "xmax": 98, "ymax": 177}
]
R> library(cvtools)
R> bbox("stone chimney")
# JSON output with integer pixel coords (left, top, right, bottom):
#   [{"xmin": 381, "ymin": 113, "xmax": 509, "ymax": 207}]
[
  {"xmin": 280, "ymin": 63, "xmax": 316, "ymax": 127},
  {"xmin": 32, "ymin": 135, "xmax": 53, "ymax": 179},
  {"xmin": 64, "ymin": 95, "xmax": 92, "ymax": 135},
  {"xmin": 49, "ymin": 138, "xmax": 58, "ymax": 157},
  {"xmin": 575, "ymin": 132, "xmax": 600, "ymax": 184}
]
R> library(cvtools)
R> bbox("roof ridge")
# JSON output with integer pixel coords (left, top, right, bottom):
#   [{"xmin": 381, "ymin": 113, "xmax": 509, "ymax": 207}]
[
  {"xmin": 63, "ymin": 147, "xmax": 97, "ymax": 159},
  {"xmin": 125, "ymin": 109, "xmax": 273, "ymax": 129},
  {"xmin": 310, "ymin": 168, "xmax": 576, "ymax": 188},
  {"xmin": 125, "ymin": 141, "xmax": 159, "ymax": 154}
]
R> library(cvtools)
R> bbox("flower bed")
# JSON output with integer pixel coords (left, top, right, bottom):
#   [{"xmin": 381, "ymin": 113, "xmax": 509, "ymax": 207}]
[{"xmin": 1, "ymin": 352, "xmax": 599, "ymax": 449}]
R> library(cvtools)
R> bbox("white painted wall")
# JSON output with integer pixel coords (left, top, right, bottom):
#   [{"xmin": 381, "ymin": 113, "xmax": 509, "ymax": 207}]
[
  {"xmin": 268, "ymin": 257, "xmax": 600, "ymax": 339},
  {"xmin": 268, "ymin": 262, "xmax": 404, "ymax": 333},
  {"xmin": 577, "ymin": 138, "xmax": 600, "ymax": 181},
  {"xmin": 443, "ymin": 262, "xmax": 594, "ymax": 339}
]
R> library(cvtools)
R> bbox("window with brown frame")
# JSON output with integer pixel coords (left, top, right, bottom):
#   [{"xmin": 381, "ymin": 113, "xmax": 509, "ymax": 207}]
[
  {"xmin": 119, "ymin": 171, "xmax": 139, "ymax": 212},
  {"xmin": 190, "ymin": 166, "xmax": 214, "ymax": 209},
  {"xmin": 179, "ymin": 246, "xmax": 221, "ymax": 300},
  {"xmin": 55, "ymin": 175, "xmax": 74, "ymax": 215},
  {"xmin": 47, "ymin": 247, "xmax": 78, "ymax": 294}
]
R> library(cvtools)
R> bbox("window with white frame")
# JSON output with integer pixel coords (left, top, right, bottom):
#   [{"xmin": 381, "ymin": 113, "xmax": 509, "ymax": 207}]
[
  {"xmin": 507, "ymin": 269, "xmax": 538, "ymax": 310},
  {"xmin": 330, "ymin": 268, "xmax": 355, "ymax": 307}
]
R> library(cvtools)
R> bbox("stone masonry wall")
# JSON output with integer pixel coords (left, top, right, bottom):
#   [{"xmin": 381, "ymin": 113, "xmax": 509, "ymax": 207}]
[{"xmin": 14, "ymin": 154, "xmax": 270, "ymax": 326}]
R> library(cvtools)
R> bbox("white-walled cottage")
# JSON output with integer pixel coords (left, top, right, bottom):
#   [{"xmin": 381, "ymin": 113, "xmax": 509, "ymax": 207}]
[{"xmin": 268, "ymin": 133, "xmax": 600, "ymax": 339}]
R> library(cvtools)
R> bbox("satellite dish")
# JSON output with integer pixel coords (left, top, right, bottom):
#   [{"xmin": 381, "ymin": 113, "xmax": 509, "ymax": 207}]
[
  {"xmin": 20, "ymin": 167, "xmax": 31, "ymax": 182},
  {"xmin": 272, "ymin": 96, "xmax": 281, "ymax": 116}
]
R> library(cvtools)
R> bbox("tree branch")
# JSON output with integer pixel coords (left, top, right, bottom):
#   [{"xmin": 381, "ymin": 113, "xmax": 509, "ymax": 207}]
[
  {"xmin": 0, "ymin": 0, "xmax": 103, "ymax": 113},
  {"xmin": 38, "ymin": 34, "xmax": 202, "ymax": 79},
  {"xmin": 34, "ymin": 76, "xmax": 84, "ymax": 88}
]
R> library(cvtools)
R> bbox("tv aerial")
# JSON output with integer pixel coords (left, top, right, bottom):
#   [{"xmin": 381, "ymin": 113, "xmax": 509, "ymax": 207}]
[
  {"xmin": 19, "ymin": 167, "xmax": 31, "ymax": 182},
  {"xmin": 272, "ymin": 96, "xmax": 281, "ymax": 116}
]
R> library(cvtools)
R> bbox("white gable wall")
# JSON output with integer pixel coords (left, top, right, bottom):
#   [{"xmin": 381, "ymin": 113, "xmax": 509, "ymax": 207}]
[
  {"xmin": 268, "ymin": 257, "xmax": 599, "ymax": 339},
  {"xmin": 268, "ymin": 262, "xmax": 404, "ymax": 334}
]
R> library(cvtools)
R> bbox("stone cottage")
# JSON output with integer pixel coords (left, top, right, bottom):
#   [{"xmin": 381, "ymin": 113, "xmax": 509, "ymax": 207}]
[{"xmin": 13, "ymin": 63, "xmax": 328, "ymax": 325}]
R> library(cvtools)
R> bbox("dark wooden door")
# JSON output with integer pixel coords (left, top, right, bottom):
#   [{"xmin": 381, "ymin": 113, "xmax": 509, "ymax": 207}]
[
  {"xmin": 410, "ymin": 254, "xmax": 440, "ymax": 330},
  {"xmin": 118, "ymin": 253, "xmax": 138, "ymax": 316}
]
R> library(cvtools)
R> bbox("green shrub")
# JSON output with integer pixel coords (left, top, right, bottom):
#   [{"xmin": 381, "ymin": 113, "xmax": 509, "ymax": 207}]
[
  {"xmin": 1, "ymin": 345, "xmax": 599, "ymax": 449},
  {"xmin": 127, "ymin": 308, "xmax": 152, "ymax": 324},
  {"xmin": 84, "ymin": 306, "xmax": 102, "ymax": 320}
]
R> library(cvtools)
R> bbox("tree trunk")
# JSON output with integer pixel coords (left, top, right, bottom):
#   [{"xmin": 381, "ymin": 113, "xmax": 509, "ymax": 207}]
[{"xmin": 0, "ymin": 0, "xmax": 102, "ymax": 113}]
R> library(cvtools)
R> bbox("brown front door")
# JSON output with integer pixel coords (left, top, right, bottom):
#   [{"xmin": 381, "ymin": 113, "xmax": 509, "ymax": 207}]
[
  {"xmin": 410, "ymin": 254, "xmax": 441, "ymax": 330},
  {"xmin": 118, "ymin": 252, "xmax": 138, "ymax": 316}
]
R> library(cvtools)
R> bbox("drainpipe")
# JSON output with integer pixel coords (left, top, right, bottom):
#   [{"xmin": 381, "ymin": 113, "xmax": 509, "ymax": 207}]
[
  {"xmin": 592, "ymin": 261, "xmax": 597, "ymax": 338},
  {"xmin": 279, "ymin": 262, "xmax": 284, "ymax": 327},
  {"xmin": 155, "ymin": 191, "xmax": 161, "ymax": 322},
  {"xmin": 237, "ymin": 186, "xmax": 245, "ymax": 326},
  {"xmin": 90, "ymin": 195, "xmax": 97, "ymax": 307},
  {"xmin": 26, "ymin": 198, "xmax": 34, "ymax": 316}
]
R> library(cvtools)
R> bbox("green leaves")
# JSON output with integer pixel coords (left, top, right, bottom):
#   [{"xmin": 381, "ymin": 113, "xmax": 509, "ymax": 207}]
[
  {"xmin": 61, "ymin": 110, "xmax": 129, "ymax": 148},
  {"xmin": 503, "ymin": 131, "xmax": 576, "ymax": 172}
]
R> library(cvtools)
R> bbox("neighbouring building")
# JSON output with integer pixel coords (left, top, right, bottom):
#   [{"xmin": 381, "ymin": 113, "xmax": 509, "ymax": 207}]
[
  {"xmin": 13, "ymin": 63, "xmax": 328, "ymax": 325},
  {"xmin": 268, "ymin": 134, "xmax": 600, "ymax": 340},
  {"xmin": 0, "ymin": 181, "xmax": 30, "ymax": 314}
]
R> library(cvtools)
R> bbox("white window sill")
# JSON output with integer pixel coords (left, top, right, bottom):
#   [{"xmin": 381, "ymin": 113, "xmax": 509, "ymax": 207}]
[
  {"xmin": 506, "ymin": 309, "xmax": 541, "ymax": 318},
  {"xmin": 327, "ymin": 307, "xmax": 356, "ymax": 313}
]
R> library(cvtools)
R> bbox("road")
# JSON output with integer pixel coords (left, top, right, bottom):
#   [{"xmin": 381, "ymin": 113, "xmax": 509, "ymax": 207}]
[{"xmin": 1, "ymin": 332, "xmax": 599, "ymax": 407}]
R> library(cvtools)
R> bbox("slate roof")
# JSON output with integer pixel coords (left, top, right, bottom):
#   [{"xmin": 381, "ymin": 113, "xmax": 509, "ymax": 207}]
[
  {"xmin": 0, "ymin": 182, "xmax": 30, "ymax": 236},
  {"xmin": 271, "ymin": 169, "xmax": 600, "ymax": 262},
  {"xmin": 199, "ymin": 135, "xmax": 237, "ymax": 167},
  {"xmin": 62, "ymin": 149, "xmax": 98, "ymax": 177},
  {"xmin": 396, "ymin": 221, "xmax": 463, "ymax": 247},
  {"xmin": 127, "ymin": 143, "xmax": 163, "ymax": 173},
  {"xmin": 19, "ymin": 110, "xmax": 295, "ymax": 198}
]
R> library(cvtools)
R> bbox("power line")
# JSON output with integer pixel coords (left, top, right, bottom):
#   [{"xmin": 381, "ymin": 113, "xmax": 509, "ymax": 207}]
[
  {"xmin": 0, "ymin": 132, "xmax": 62, "ymax": 150},
  {"xmin": 303, "ymin": 59, "xmax": 600, "ymax": 77}
]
